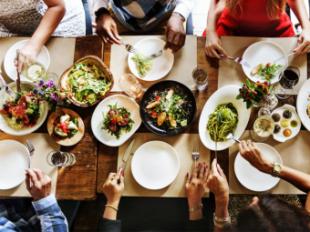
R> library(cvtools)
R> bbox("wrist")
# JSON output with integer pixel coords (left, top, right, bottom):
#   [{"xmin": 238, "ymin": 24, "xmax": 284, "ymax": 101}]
[
  {"xmin": 188, "ymin": 198, "xmax": 202, "ymax": 208},
  {"xmin": 215, "ymin": 197, "xmax": 229, "ymax": 218},
  {"xmin": 107, "ymin": 199, "xmax": 120, "ymax": 208},
  {"xmin": 95, "ymin": 7, "xmax": 110, "ymax": 21}
]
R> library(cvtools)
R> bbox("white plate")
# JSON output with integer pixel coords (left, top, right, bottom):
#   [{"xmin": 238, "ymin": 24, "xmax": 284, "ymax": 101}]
[
  {"xmin": 0, "ymin": 82, "xmax": 49, "ymax": 136},
  {"xmin": 272, "ymin": 104, "xmax": 301, "ymax": 142},
  {"xmin": 234, "ymin": 143, "xmax": 282, "ymax": 192},
  {"xmin": 242, "ymin": 41, "xmax": 287, "ymax": 84},
  {"xmin": 128, "ymin": 38, "xmax": 174, "ymax": 81},
  {"xmin": 297, "ymin": 79, "xmax": 310, "ymax": 131},
  {"xmin": 91, "ymin": 94, "xmax": 141, "ymax": 147},
  {"xmin": 0, "ymin": 140, "xmax": 30, "ymax": 190},
  {"xmin": 199, "ymin": 85, "xmax": 251, "ymax": 151},
  {"xmin": 131, "ymin": 141, "xmax": 180, "ymax": 190},
  {"xmin": 4, "ymin": 39, "xmax": 50, "ymax": 82}
]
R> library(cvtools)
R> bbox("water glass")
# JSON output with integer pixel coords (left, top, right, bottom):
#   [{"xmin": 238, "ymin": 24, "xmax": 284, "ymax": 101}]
[
  {"xmin": 192, "ymin": 68, "xmax": 208, "ymax": 91},
  {"xmin": 47, "ymin": 151, "xmax": 76, "ymax": 167},
  {"xmin": 119, "ymin": 73, "xmax": 144, "ymax": 100}
]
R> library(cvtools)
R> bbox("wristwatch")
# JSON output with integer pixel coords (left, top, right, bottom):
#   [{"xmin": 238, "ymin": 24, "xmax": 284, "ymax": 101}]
[{"xmin": 272, "ymin": 162, "xmax": 282, "ymax": 176}]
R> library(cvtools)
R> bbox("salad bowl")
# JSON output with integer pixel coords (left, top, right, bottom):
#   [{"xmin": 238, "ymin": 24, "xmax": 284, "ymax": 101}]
[
  {"xmin": 59, "ymin": 55, "xmax": 114, "ymax": 108},
  {"xmin": 0, "ymin": 82, "xmax": 48, "ymax": 136}
]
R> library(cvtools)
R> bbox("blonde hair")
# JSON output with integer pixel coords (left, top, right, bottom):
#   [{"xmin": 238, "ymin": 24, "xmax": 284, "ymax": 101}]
[{"xmin": 226, "ymin": 0, "xmax": 286, "ymax": 18}]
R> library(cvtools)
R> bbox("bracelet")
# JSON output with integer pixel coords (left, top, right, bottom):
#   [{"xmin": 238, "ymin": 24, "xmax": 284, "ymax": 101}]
[
  {"xmin": 105, "ymin": 204, "xmax": 118, "ymax": 212},
  {"xmin": 189, "ymin": 203, "xmax": 203, "ymax": 212},
  {"xmin": 213, "ymin": 213, "xmax": 231, "ymax": 229}
]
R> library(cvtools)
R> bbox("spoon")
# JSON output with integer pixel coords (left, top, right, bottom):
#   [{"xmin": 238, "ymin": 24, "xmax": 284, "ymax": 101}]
[{"xmin": 226, "ymin": 133, "xmax": 241, "ymax": 143}]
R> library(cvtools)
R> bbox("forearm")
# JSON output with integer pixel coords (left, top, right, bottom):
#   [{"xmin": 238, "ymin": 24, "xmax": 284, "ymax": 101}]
[
  {"xmin": 279, "ymin": 165, "xmax": 310, "ymax": 193},
  {"xmin": 287, "ymin": 0, "xmax": 310, "ymax": 29},
  {"xmin": 188, "ymin": 201, "xmax": 203, "ymax": 221},
  {"xmin": 103, "ymin": 200, "xmax": 120, "ymax": 220},
  {"xmin": 214, "ymin": 198, "xmax": 229, "ymax": 232},
  {"xmin": 207, "ymin": 0, "xmax": 225, "ymax": 32},
  {"xmin": 29, "ymin": 1, "xmax": 65, "ymax": 53}
]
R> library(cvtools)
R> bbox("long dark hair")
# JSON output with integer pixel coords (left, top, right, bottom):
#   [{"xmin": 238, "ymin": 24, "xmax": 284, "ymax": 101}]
[{"xmin": 226, "ymin": 195, "xmax": 310, "ymax": 232}]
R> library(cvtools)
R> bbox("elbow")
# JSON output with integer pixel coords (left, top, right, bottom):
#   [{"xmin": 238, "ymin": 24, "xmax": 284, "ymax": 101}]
[{"xmin": 58, "ymin": 3, "xmax": 66, "ymax": 20}]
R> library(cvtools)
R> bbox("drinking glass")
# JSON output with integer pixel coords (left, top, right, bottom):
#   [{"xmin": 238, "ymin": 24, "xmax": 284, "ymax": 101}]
[
  {"xmin": 119, "ymin": 73, "xmax": 144, "ymax": 100},
  {"xmin": 275, "ymin": 67, "xmax": 300, "ymax": 99},
  {"xmin": 192, "ymin": 68, "xmax": 208, "ymax": 91},
  {"xmin": 47, "ymin": 151, "xmax": 76, "ymax": 167}
]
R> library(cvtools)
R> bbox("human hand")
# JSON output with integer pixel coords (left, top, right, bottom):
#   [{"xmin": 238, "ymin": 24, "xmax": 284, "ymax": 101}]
[
  {"xmin": 294, "ymin": 27, "xmax": 310, "ymax": 55},
  {"xmin": 185, "ymin": 162, "xmax": 209, "ymax": 207},
  {"xmin": 207, "ymin": 159, "xmax": 229, "ymax": 204},
  {"xmin": 165, "ymin": 13, "xmax": 186, "ymax": 52},
  {"xmin": 205, "ymin": 30, "xmax": 227, "ymax": 59},
  {"xmin": 26, "ymin": 169, "xmax": 52, "ymax": 201},
  {"xmin": 16, "ymin": 42, "xmax": 40, "ymax": 72},
  {"xmin": 102, "ymin": 172, "xmax": 124, "ymax": 207},
  {"xmin": 239, "ymin": 140, "xmax": 273, "ymax": 174},
  {"xmin": 95, "ymin": 13, "xmax": 122, "ymax": 44}
]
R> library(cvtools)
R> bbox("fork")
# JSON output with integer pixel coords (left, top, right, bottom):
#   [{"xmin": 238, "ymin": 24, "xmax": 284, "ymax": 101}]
[
  {"xmin": 192, "ymin": 139, "xmax": 200, "ymax": 167},
  {"xmin": 25, "ymin": 140, "xmax": 35, "ymax": 157},
  {"xmin": 220, "ymin": 54, "xmax": 251, "ymax": 68},
  {"xmin": 121, "ymin": 42, "xmax": 136, "ymax": 53}
]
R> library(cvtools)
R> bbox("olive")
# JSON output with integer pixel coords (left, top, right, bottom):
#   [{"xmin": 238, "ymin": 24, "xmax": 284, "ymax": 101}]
[
  {"xmin": 291, "ymin": 120, "xmax": 298, "ymax": 128},
  {"xmin": 273, "ymin": 124, "xmax": 281, "ymax": 134},
  {"xmin": 272, "ymin": 113, "xmax": 281, "ymax": 122},
  {"xmin": 283, "ymin": 110, "xmax": 292, "ymax": 119}
]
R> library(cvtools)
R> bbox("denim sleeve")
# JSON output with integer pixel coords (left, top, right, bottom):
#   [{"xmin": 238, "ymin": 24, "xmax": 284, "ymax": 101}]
[
  {"xmin": 32, "ymin": 195, "xmax": 68, "ymax": 232},
  {"xmin": 98, "ymin": 218, "xmax": 121, "ymax": 232}
]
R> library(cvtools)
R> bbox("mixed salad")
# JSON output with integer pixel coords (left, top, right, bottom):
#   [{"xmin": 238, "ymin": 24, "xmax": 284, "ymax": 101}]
[
  {"xmin": 0, "ymin": 91, "xmax": 42, "ymax": 129},
  {"xmin": 131, "ymin": 53, "xmax": 152, "ymax": 77},
  {"xmin": 102, "ymin": 104, "xmax": 134, "ymax": 139},
  {"xmin": 68, "ymin": 62, "xmax": 112, "ymax": 105},
  {"xmin": 53, "ymin": 112, "xmax": 79, "ymax": 138},
  {"xmin": 251, "ymin": 63, "xmax": 282, "ymax": 81},
  {"xmin": 145, "ymin": 88, "xmax": 189, "ymax": 129}
]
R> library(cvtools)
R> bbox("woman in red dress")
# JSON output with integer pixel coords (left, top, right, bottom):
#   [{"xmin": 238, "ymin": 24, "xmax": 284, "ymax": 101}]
[{"xmin": 205, "ymin": 0, "xmax": 310, "ymax": 58}]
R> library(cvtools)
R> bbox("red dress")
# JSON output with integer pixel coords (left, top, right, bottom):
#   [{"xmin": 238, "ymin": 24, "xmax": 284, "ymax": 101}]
[{"xmin": 205, "ymin": 0, "xmax": 295, "ymax": 37}]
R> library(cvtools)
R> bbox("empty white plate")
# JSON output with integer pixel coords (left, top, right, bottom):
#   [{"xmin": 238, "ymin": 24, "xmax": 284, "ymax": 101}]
[
  {"xmin": 0, "ymin": 140, "xmax": 30, "ymax": 190},
  {"xmin": 242, "ymin": 41, "xmax": 287, "ymax": 84},
  {"xmin": 128, "ymin": 38, "xmax": 174, "ymax": 81},
  {"xmin": 297, "ymin": 79, "xmax": 310, "ymax": 131},
  {"xmin": 131, "ymin": 141, "xmax": 180, "ymax": 190},
  {"xmin": 4, "ymin": 39, "xmax": 50, "ymax": 82},
  {"xmin": 234, "ymin": 143, "xmax": 282, "ymax": 192}
]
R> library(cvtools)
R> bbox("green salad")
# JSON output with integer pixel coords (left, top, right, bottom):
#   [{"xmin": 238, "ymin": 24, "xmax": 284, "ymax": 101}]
[
  {"xmin": 68, "ymin": 63, "xmax": 111, "ymax": 105},
  {"xmin": 207, "ymin": 103, "xmax": 238, "ymax": 142},
  {"xmin": 251, "ymin": 63, "xmax": 282, "ymax": 81},
  {"xmin": 131, "ymin": 53, "xmax": 152, "ymax": 77}
]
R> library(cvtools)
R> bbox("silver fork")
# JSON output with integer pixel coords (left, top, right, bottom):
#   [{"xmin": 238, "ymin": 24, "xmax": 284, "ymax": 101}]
[
  {"xmin": 221, "ymin": 54, "xmax": 251, "ymax": 68},
  {"xmin": 122, "ymin": 42, "xmax": 136, "ymax": 53},
  {"xmin": 25, "ymin": 140, "xmax": 35, "ymax": 157},
  {"xmin": 192, "ymin": 139, "xmax": 200, "ymax": 167}
]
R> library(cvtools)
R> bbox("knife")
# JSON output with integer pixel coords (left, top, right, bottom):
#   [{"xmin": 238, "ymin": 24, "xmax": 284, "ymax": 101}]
[{"xmin": 118, "ymin": 139, "xmax": 135, "ymax": 173}]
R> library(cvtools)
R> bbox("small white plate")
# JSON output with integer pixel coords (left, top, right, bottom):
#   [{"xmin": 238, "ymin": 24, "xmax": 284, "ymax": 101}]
[
  {"xmin": 297, "ymin": 79, "xmax": 310, "ymax": 131},
  {"xmin": 242, "ymin": 41, "xmax": 287, "ymax": 84},
  {"xmin": 272, "ymin": 104, "xmax": 301, "ymax": 142},
  {"xmin": 91, "ymin": 94, "xmax": 141, "ymax": 147},
  {"xmin": 0, "ymin": 140, "xmax": 30, "ymax": 190},
  {"xmin": 199, "ymin": 85, "xmax": 251, "ymax": 151},
  {"xmin": 128, "ymin": 38, "xmax": 174, "ymax": 81},
  {"xmin": 131, "ymin": 141, "xmax": 180, "ymax": 190},
  {"xmin": 4, "ymin": 39, "xmax": 50, "ymax": 82},
  {"xmin": 234, "ymin": 143, "xmax": 282, "ymax": 192},
  {"xmin": 0, "ymin": 82, "xmax": 49, "ymax": 136}
]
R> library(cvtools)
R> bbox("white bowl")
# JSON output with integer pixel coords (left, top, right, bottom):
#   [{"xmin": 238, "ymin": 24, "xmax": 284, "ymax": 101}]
[
  {"xmin": 199, "ymin": 85, "xmax": 251, "ymax": 151},
  {"xmin": 128, "ymin": 38, "xmax": 174, "ymax": 81},
  {"xmin": 297, "ymin": 79, "xmax": 310, "ymax": 131},
  {"xmin": 0, "ymin": 140, "xmax": 30, "ymax": 190},
  {"xmin": 131, "ymin": 141, "xmax": 180, "ymax": 190}
]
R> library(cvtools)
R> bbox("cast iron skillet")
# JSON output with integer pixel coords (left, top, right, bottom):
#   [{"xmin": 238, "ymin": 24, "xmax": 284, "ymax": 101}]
[{"xmin": 140, "ymin": 80, "xmax": 196, "ymax": 136}]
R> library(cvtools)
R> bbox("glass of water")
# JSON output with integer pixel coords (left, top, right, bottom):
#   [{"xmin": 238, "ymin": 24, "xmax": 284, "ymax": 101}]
[
  {"xmin": 47, "ymin": 151, "xmax": 76, "ymax": 167},
  {"xmin": 192, "ymin": 68, "xmax": 208, "ymax": 91}
]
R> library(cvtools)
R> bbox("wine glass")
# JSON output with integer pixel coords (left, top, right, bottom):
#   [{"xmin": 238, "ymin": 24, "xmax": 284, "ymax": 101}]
[{"xmin": 275, "ymin": 66, "xmax": 300, "ymax": 99}]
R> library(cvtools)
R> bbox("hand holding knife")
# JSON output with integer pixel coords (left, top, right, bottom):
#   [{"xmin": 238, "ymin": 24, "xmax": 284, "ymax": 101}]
[{"xmin": 118, "ymin": 139, "xmax": 135, "ymax": 176}]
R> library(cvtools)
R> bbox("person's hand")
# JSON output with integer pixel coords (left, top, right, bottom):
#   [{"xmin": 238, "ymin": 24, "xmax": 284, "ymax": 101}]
[
  {"xmin": 239, "ymin": 140, "xmax": 273, "ymax": 174},
  {"xmin": 185, "ymin": 162, "xmax": 209, "ymax": 207},
  {"xmin": 102, "ymin": 172, "xmax": 124, "ymax": 208},
  {"xmin": 15, "ymin": 42, "xmax": 40, "ymax": 72},
  {"xmin": 165, "ymin": 12, "xmax": 186, "ymax": 52},
  {"xmin": 207, "ymin": 159, "xmax": 229, "ymax": 204},
  {"xmin": 294, "ymin": 27, "xmax": 310, "ymax": 55},
  {"xmin": 95, "ymin": 13, "xmax": 122, "ymax": 44},
  {"xmin": 26, "ymin": 169, "xmax": 52, "ymax": 201},
  {"xmin": 205, "ymin": 30, "xmax": 227, "ymax": 59}
]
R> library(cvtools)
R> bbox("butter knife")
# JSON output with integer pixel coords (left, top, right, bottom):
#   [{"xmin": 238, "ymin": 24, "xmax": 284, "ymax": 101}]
[{"xmin": 118, "ymin": 139, "xmax": 135, "ymax": 172}]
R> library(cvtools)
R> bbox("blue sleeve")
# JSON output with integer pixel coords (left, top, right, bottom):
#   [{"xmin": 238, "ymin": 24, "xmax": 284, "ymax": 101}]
[{"xmin": 32, "ymin": 195, "xmax": 68, "ymax": 232}]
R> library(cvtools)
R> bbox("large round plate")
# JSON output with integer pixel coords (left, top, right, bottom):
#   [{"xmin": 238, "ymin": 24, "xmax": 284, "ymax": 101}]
[
  {"xmin": 199, "ymin": 85, "xmax": 251, "ymax": 151},
  {"xmin": 140, "ymin": 80, "xmax": 196, "ymax": 136},
  {"xmin": 91, "ymin": 94, "xmax": 141, "ymax": 147},
  {"xmin": 128, "ymin": 38, "xmax": 174, "ymax": 81},
  {"xmin": 297, "ymin": 79, "xmax": 310, "ymax": 131},
  {"xmin": 234, "ymin": 143, "xmax": 282, "ymax": 192},
  {"xmin": 131, "ymin": 141, "xmax": 180, "ymax": 190},
  {"xmin": 0, "ymin": 140, "xmax": 30, "ymax": 190},
  {"xmin": 0, "ymin": 82, "xmax": 49, "ymax": 136},
  {"xmin": 4, "ymin": 40, "xmax": 50, "ymax": 82},
  {"xmin": 242, "ymin": 41, "xmax": 287, "ymax": 84}
]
